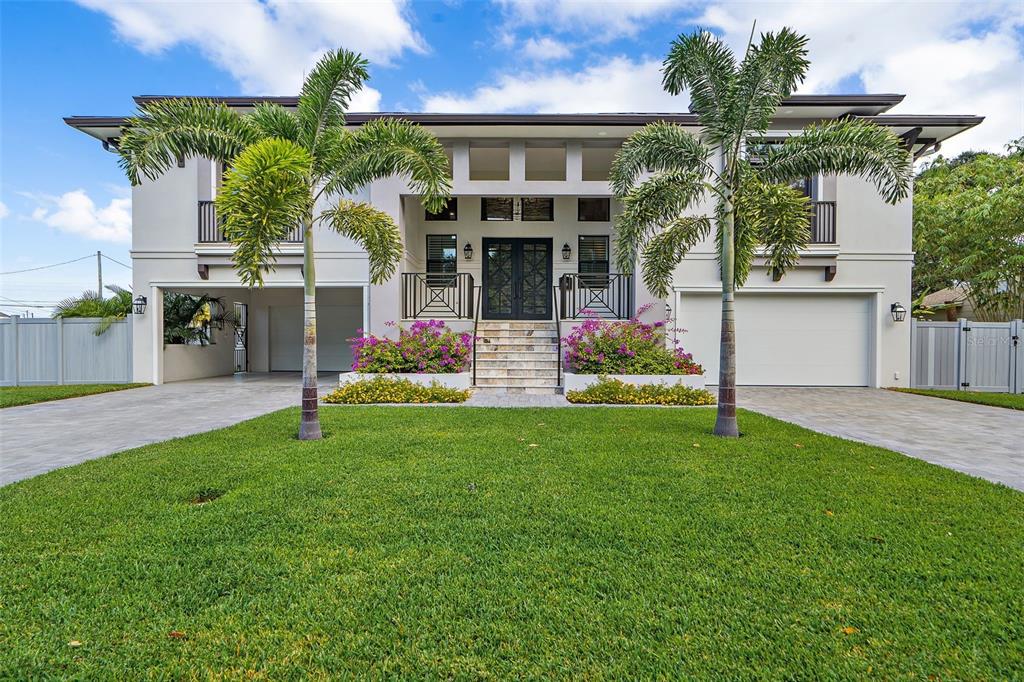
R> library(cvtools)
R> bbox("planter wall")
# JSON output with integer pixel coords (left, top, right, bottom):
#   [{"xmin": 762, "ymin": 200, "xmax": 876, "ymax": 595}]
[
  {"xmin": 563, "ymin": 372, "xmax": 706, "ymax": 392},
  {"xmin": 338, "ymin": 372, "xmax": 472, "ymax": 390}
]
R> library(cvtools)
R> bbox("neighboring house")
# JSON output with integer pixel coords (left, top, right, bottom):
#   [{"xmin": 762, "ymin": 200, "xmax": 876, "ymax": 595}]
[
  {"xmin": 65, "ymin": 94, "xmax": 981, "ymax": 389},
  {"xmin": 921, "ymin": 286, "xmax": 974, "ymax": 322}
]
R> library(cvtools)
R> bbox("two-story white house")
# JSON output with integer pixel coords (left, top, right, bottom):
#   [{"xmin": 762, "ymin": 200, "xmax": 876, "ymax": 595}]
[{"xmin": 66, "ymin": 94, "xmax": 980, "ymax": 391}]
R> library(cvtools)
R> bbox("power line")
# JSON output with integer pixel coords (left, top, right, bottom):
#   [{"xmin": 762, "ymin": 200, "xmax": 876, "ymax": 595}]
[
  {"xmin": 0, "ymin": 254, "xmax": 94, "ymax": 276},
  {"xmin": 101, "ymin": 253, "xmax": 132, "ymax": 269}
]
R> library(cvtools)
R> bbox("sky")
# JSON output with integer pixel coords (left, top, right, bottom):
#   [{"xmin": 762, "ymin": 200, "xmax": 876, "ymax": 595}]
[{"xmin": 1, "ymin": 0, "xmax": 1022, "ymax": 316}]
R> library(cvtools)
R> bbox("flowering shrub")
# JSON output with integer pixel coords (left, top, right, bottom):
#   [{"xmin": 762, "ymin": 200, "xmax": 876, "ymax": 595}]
[
  {"xmin": 566, "ymin": 378, "xmax": 715, "ymax": 405},
  {"xmin": 351, "ymin": 320, "xmax": 473, "ymax": 374},
  {"xmin": 562, "ymin": 308, "xmax": 703, "ymax": 375},
  {"xmin": 323, "ymin": 377, "xmax": 469, "ymax": 404}
]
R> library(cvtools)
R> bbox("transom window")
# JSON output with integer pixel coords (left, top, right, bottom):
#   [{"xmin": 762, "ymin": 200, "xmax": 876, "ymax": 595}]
[
  {"xmin": 521, "ymin": 197, "xmax": 554, "ymax": 221},
  {"xmin": 426, "ymin": 234, "xmax": 458, "ymax": 285},
  {"xmin": 481, "ymin": 197, "xmax": 513, "ymax": 221},
  {"xmin": 578, "ymin": 197, "xmax": 610, "ymax": 222},
  {"xmin": 425, "ymin": 198, "xmax": 458, "ymax": 221}
]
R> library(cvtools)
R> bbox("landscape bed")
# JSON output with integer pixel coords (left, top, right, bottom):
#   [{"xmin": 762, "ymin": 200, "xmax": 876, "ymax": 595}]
[{"xmin": 1, "ymin": 407, "xmax": 1021, "ymax": 678}]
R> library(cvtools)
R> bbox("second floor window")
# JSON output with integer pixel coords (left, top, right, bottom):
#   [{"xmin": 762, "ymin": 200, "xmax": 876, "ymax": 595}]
[
  {"xmin": 426, "ymin": 234, "xmax": 457, "ymax": 286},
  {"xmin": 747, "ymin": 137, "xmax": 815, "ymax": 199}
]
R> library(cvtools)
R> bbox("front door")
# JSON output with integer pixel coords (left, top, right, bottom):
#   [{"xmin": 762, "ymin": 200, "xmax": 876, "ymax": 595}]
[{"xmin": 482, "ymin": 238, "xmax": 553, "ymax": 319}]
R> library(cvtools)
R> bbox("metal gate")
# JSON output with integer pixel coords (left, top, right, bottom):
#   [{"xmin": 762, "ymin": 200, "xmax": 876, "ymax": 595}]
[
  {"xmin": 912, "ymin": 319, "xmax": 1022, "ymax": 393},
  {"xmin": 233, "ymin": 302, "xmax": 248, "ymax": 373}
]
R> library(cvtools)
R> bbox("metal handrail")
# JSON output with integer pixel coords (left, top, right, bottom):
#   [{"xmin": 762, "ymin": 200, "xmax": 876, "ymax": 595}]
[
  {"xmin": 401, "ymin": 272, "xmax": 475, "ymax": 319},
  {"xmin": 559, "ymin": 272, "xmax": 634, "ymax": 320},
  {"xmin": 197, "ymin": 200, "xmax": 302, "ymax": 243},
  {"xmin": 552, "ymin": 284, "xmax": 562, "ymax": 388},
  {"xmin": 810, "ymin": 201, "xmax": 836, "ymax": 244},
  {"xmin": 471, "ymin": 285, "xmax": 482, "ymax": 387}
]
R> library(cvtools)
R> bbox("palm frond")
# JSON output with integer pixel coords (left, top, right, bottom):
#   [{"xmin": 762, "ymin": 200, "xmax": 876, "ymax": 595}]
[
  {"xmin": 320, "ymin": 199, "xmax": 403, "ymax": 284},
  {"xmin": 248, "ymin": 103, "xmax": 301, "ymax": 142},
  {"xmin": 662, "ymin": 30, "xmax": 736, "ymax": 144},
  {"xmin": 610, "ymin": 122, "xmax": 714, "ymax": 196},
  {"xmin": 613, "ymin": 169, "xmax": 707, "ymax": 272},
  {"xmin": 639, "ymin": 216, "xmax": 712, "ymax": 298},
  {"xmin": 728, "ymin": 28, "xmax": 809, "ymax": 138},
  {"xmin": 117, "ymin": 98, "xmax": 259, "ymax": 184},
  {"xmin": 735, "ymin": 178, "xmax": 811, "ymax": 283},
  {"xmin": 320, "ymin": 118, "xmax": 451, "ymax": 212},
  {"xmin": 297, "ymin": 48, "xmax": 369, "ymax": 154},
  {"xmin": 757, "ymin": 119, "xmax": 912, "ymax": 204},
  {"xmin": 216, "ymin": 138, "xmax": 313, "ymax": 287}
]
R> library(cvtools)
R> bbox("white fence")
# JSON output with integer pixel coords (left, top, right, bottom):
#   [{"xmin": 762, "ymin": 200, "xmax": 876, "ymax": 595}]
[
  {"xmin": 0, "ymin": 316, "xmax": 133, "ymax": 386},
  {"xmin": 911, "ymin": 319, "xmax": 1022, "ymax": 394}
]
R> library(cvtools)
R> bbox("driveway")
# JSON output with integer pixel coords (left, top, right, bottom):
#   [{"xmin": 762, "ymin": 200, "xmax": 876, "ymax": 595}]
[
  {"xmin": 739, "ymin": 387, "xmax": 1024, "ymax": 491},
  {"xmin": 0, "ymin": 373, "xmax": 333, "ymax": 486}
]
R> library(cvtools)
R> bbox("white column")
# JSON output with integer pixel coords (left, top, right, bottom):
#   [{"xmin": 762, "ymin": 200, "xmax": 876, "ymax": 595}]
[
  {"xmin": 509, "ymin": 141, "xmax": 526, "ymax": 182},
  {"xmin": 362, "ymin": 284, "xmax": 370, "ymax": 338},
  {"xmin": 566, "ymin": 141, "xmax": 583, "ymax": 183},
  {"xmin": 151, "ymin": 285, "xmax": 163, "ymax": 385}
]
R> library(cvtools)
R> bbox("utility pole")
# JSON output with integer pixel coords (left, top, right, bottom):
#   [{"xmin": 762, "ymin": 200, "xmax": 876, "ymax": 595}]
[{"xmin": 97, "ymin": 250, "xmax": 103, "ymax": 299}]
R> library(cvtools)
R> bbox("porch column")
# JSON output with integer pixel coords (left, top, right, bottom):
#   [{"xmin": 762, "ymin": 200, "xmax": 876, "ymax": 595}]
[
  {"xmin": 150, "ymin": 285, "xmax": 163, "ymax": 385},
  {"xmin": 362, "ymin": 284, "xmax": 370, "ymax": 338},
  {"xmin": 509, "ymin": 141, "xmax": 526, "ymax": 182},
  {"xmin": 566, "ymin": 142, "xmax": 583, "ymax": 183}
]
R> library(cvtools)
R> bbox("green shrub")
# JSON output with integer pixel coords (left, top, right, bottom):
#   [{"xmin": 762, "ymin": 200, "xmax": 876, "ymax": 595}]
[
  {"xmin": 323, "ymin": 377, "xmax": 470, "ymax": 404},
  {"xmin": 566, "ymin": 377, "xmax": 716, "ymax": 406}
]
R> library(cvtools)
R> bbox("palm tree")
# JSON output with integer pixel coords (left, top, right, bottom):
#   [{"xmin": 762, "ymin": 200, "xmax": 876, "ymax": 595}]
[
  {"xmin": 610, "ymin": 27, "xmax": 912, "ymax": 436},
  {"xmin": 116, "ymin": 49, "xmax": 451, "ymax": 440},
  {"xmin": 54, "ymin": 285, "xmax": 133, "ymax": 335}
]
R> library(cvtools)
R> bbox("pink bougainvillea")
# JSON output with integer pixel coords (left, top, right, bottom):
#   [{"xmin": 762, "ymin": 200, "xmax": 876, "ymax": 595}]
[
  {"xmin": 562, "ymin": 307, "xmax": 703, "ymax": 375},
  {"xmin": 351, "ymin": 320, "xmax": 474, "ymax": 374}
]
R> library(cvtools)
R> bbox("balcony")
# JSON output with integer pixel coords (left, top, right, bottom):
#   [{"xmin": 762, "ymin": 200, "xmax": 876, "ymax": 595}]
[
  {"xmin": 809, "ymin": 201, "xmax": 836, "ymax": 244},
  {"xmin": 401, "ymin": 272, "xmax": 475, "ymax": 320},
  {"xmin": 197, "ymin": 200, "xmax": 303, "ymax": 243}
]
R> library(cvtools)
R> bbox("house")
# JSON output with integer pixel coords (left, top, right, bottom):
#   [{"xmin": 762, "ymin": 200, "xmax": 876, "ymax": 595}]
[{"xmin": 65, "ymin": 95, "xmax": 981, "ymax": 390}]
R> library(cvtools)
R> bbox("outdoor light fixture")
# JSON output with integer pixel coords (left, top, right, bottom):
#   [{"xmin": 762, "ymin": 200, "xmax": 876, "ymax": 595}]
[
  {"xmin": 132, "ymin": 295, "xmax": 147, "ymax": 315},
  {"xmin": 562, "ymin": 243, "xmax": 572, "ymax": 260},
  {"xmin": 890, "ymin": 302, "xmax": 907, "ymax": 322},
  {"xmin": 463, "ymin": 242, "xmax": 473, "ymax": 260}
]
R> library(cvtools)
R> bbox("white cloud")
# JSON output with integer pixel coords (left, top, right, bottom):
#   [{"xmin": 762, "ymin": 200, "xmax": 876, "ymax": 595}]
[
  {"xmin": 30, "ymin": 190, "xmax": 132, "ymax": 244},
  {"xmin": 498, "ymin": 0, "xmax": 683, "ymax": 39},
  {"xmin": 522, "ymin": 37, "xmax": 572, "ymax": 61},
  {"xmin": 423, "ymin": 56, "xmax": 678, "ymax": 113},
  {"xmin": 0, "ymin": 201, "xmax": 8, "ymax": 220},
  {"xmin": 76, "ymin": 0, "xmax": 426, "ymax": 107}
]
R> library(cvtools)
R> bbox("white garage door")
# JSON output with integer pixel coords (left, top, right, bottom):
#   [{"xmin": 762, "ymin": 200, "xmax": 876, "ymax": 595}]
[
  {"xmin": 678, "ymin": 293, "xmax": 873, "ymax": 386},
  {"xmin": 269, "ymin": 305, "xmax": 360, "ymax": 372}
]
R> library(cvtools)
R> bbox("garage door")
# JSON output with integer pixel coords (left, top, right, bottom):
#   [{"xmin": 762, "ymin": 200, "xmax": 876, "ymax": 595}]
[
  {"xmin": 269, "ymin": 305, "xmax": 360, "ymax": 372},
  {"xmin": 677, "ymin": 293, "xmax": 873, "ymax": 386}
]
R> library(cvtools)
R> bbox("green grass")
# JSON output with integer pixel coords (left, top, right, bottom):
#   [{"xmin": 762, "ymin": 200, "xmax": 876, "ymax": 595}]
[
  {"xmin": 0, "ymin": 383, "xmax": 148, "ymax": 408},
  {"xmin": 1, "ymin": 408, "xmax": 1021, "ymax": 678},
  {"xmin": 893, "ymin": 387, "xmax": 1024, "ymax": 410}
]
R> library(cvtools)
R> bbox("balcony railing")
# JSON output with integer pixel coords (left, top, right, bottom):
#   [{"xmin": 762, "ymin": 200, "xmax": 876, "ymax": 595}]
[
  {"xmin": 402, "ymin": 272, "xmax": 475, "ymax": 319},
  {"xmin": 197, "ymin": 200, "xmax": 303, "ymax": 243},
  {"xmin": 810, "ymin": 201, "xmax": 836, "ymax": 244},
  {"xmin": 559, "ymin": 272, "xmax": 634, "ymax": 320}
]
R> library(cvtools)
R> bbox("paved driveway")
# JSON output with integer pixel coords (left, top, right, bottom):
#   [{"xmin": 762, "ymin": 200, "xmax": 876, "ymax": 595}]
[
  {"xmin": 739, "ymin": 387, "xmax": 1024, "ymax": 491},
  {"xmin": 0, "ymin": 374, "xmax": 332, "ymax": 486}
]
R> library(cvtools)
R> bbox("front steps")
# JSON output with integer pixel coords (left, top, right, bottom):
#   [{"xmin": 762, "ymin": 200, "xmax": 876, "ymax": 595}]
[{"xmin": 473, "ymin": 321, "xmax": 562, "ymax": 394}]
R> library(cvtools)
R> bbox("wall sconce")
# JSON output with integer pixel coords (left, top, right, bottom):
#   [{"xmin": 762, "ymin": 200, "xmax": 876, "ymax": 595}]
[
  {"xmin": 463, "ymin": 242, "xmax": 473, "ymax": 260},
  {"xmin": 132, "ymin": 295, "xmax": 147, "ymax": 315},
  {"xmin": 561, "ymin": 243, "xmax": 572, "ymax": 260},
  {"xmin": 890, "ymin": 302, "xmax": 907, "ymax": 322}
]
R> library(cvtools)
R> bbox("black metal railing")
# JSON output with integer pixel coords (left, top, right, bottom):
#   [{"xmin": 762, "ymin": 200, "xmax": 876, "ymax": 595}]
[
  {"xmin": 559, "ymin": 272, "xmax": 634, "ymax": 320},
  {"xmin": 471, "ymin": 285, "xmax": 482, "ymax": 387},
  {"xmin": 197, "ymin": 200, "xmax": 303, "ymax": 243},
  {"xmin": 810, "ymin": 201, "xmax": 836, "ymax": 244},
  {"xmin": 401, "ymin": 272, "xmax": 475, "ymax": 319}
]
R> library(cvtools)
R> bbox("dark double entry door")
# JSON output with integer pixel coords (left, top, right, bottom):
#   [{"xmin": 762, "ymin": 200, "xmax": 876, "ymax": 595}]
[{"xmin": 482, "ymin": 238, "xmax": 553, "ymax": 320}]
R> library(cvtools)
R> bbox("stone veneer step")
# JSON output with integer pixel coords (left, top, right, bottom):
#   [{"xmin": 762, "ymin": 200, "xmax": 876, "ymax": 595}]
[{"xmin": 473, "ymin": 321, "xmax": 561, "ymax": 392}]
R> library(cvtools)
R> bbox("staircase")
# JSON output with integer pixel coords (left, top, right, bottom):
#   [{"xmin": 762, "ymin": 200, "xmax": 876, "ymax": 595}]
[{"xmin": 474, "ymin": 321, "xmax": 562, "ymax": 394}]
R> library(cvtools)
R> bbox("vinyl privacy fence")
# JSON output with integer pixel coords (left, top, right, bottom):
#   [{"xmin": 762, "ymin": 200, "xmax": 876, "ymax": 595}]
[
  {"xmin": 0, "ymin": 316, "xmax": 133, "ymax": 386},
  {"xmin": 911, "ymin": 319, "xmax": 1022, "ymax": 394}
]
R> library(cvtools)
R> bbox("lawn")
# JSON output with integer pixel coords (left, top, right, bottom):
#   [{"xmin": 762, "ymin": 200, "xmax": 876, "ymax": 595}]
[
  {"xmin": 0, "ymin": 383, "xmax": 148, "ymax": 408},
  {"xmin": 1, "ymin": 407, "xmax": 1021, "ymax": 678},
  {"xmin": 893, "ymin": 387, "xmax": 1024, "ymax": 410}
]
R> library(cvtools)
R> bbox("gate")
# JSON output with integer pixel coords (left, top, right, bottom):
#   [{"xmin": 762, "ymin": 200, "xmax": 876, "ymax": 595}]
[
  {"xmin": 233, "ymin": 303, "xmax": 248, "ymax": 373},
  {"xmin": 912, "ymin": 319, "xmax": 1021, "ymax": 393}
]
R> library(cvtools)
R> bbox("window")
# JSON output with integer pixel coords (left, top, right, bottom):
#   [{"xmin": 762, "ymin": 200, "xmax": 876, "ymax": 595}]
[
  {"xmin": 521, "ymin": 197, "xmax": 554, "ymax": 221},
  {"xmin": 578, "ymin": 197, "xmax": 610, "ymax": 222},
  {"xmin": 578, "ymin": 235, "xmax": 610, "ymax": 287},
  {"xmin": 481, "ymin": 197, "xmax": 513, "ymax": 221},
  {"xmin": 747, "ymin": 137, "xmax": 815, "ymax": 198},
  {"xmin": 426, "ymin": 198, "xmax": 458, "ymax": 221},
  {"xmin": 426, "ymin": 234, "xmax": 458, "ymax": 285}
]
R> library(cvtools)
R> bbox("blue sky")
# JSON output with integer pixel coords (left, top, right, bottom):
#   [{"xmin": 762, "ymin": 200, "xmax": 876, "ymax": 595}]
[{"xmin": 1, "ymin": 0, "xmax": 1022, "ymax": 315}]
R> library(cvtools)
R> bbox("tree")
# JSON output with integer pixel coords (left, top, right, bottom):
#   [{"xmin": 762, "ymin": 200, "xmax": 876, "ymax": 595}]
[
  {"xmin": 54, "ymin": 286, "xmax": 133, "ymax": 335},
  {"xmin": 162, "ymin": 293, "xmax": 231, "ymax": 346},
  {"xmin": 610, "ymin": 28, "xmax": 911, "ymax": 437},
  {"xmin": 912, "ymin": 139, "xmax": 1024, "ymax": 321},
  {"xmin": 116, "ymin": 49, "xmax": 451, "ymax": 440}
]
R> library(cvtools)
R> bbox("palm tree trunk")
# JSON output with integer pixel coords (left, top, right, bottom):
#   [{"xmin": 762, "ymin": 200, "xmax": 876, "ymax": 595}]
[
  {"xmin": 299, "ymin": 216, "xmax": 322, "ymax": 441},
  {"xmin": 714, "ymin": 195, "xmax": 740, "ymax": 437}
]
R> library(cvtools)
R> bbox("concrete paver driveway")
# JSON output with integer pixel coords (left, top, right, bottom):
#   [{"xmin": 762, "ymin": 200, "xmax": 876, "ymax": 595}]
[
  {"xmin": 739, "ymin": 387, "xmax": 1024, "ymax": 491},
  {"xmin": 0, "ymin": 373, "xmax": 333, "ymax": 486}
]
